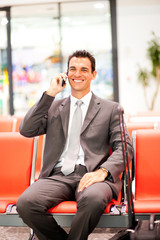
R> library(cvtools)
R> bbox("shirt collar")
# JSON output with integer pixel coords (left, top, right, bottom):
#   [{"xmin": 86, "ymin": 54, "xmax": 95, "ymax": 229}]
[{"xmin": 70, "ymin": 91, "xmax": 92, "ymax": 108}]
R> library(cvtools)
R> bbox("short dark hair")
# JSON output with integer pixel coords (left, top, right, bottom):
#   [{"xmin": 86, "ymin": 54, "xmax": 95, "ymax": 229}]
[{"xmin": 67, "ymin": 50, "xmax": 96, "ymax": 73}]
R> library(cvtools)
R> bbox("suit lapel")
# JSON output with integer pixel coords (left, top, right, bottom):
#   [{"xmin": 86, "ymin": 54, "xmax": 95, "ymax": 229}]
[
  {"xmin": 81, "ymin": 93, "xmax": 101, "ymax": 134},
  {"xmin": 58, "ymin": 94, "xmax": 101, "ymax": 137},
  {"xmin": 59, "ymin": 97, "xmax": 70, "ymax": 139}
]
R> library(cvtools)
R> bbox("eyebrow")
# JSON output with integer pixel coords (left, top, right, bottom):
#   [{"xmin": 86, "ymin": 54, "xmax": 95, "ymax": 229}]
[{"xmin": 69, "ymin": 66, "xmax": 76, "ymax": 69}]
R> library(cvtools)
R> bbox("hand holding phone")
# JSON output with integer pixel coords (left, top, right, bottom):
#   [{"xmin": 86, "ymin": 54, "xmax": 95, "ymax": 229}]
[{"xmin": 61, "ymin": 78, "xmax": 66, "ymax": 87}]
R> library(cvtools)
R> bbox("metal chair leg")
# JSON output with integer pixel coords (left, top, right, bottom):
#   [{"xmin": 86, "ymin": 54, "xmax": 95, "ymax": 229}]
[{"xmin": 29, "ymin": 228, "xmax": 36, "ymax": 240}]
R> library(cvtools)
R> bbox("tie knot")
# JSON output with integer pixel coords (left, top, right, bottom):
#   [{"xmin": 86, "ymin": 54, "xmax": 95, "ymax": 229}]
[{"xmin": 76, "ymin": 100, "xmax": 83, "ymax": 107}]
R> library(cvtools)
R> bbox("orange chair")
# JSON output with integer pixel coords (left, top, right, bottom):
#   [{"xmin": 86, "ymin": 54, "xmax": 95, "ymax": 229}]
[
  {"xmin": 46, "ymin": 165, "xmax": 125, "ymax": 228},
  {"xmin": 126, "ymin": 122, "xmax": 155, "ymax": 140},
  {"xmin": 0, "ymin": 116, "xmax": 14, "ymax": 132},
  {"xmin": 132, "ymin": 129, "xmax": 160, "ymax": 213},
  {"xmin": 46, "ymin": 191, "xmax": 124, "ymax": 228},
  {"xmin": 35, "ymin": 134, "xmax": 45, "ymax": 181},
  {"xmin": 46, "ymin": 145, "xmax": 124, "ymax": 226},
  {"xmin": 12, "ymin": 116, "xmax": 23, "ymax": 132},
  {"xmin": 30, "ymin": 150, "xmax": 126, "ymax": 240},
  {"xmin": 0, "ymin": 132, "xmax": 38, "ymax": 226}
]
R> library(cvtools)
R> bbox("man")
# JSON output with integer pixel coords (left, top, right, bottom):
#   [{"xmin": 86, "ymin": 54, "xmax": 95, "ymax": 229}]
[{"xmin": 17, "ymin": 50, "xmax": 133, "ymax": 240}]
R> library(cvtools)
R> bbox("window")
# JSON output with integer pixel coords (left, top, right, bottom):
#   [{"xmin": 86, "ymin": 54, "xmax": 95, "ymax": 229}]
[{"xmin": 5, "ymin": 1, "xmax": 113, "ymax": 115}]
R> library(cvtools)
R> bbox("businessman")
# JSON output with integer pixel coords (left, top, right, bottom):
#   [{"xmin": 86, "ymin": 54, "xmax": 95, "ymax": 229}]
[{"xmin": 17, "ymin": 50, "xmax": 133, "ymax": 240}]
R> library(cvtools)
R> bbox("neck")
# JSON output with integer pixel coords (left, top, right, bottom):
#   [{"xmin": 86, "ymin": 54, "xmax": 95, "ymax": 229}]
[{"xmin": 71, "ymin": 90, "xmax": 90, "ymax": 99}]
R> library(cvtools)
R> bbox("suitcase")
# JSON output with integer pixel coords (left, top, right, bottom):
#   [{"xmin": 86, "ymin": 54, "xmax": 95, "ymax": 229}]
[
  {"xmin": 111, "ymin": 217, "xmax": 160, "ymax": 240},
  {"xmin": 109, "ymin": 107, "xmax": 160, "ymax": 240},
  {"xmin": 130, "ymin": 215, "xmax": 160, "ymax": 240}
]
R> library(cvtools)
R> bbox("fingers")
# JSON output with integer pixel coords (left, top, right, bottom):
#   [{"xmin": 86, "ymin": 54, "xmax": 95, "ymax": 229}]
[
  {"xmin": 52, "ymin": 73, "xmax": 67, "ymax": 86},
  {"xmin": 78, "ymin": 173, "xmax": 94, "ymax": 192},
  {"xmin": 58, "ymin": 73, "xmax": 68, "ymax": 87},
  {"xmin": 78, "ymin": 172, "xmax": 99, "ymax": 192}
]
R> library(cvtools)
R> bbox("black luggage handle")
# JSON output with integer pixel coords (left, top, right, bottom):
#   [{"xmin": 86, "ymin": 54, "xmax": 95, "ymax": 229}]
[{"xmin": 118, "ymin": 106, "xmax": 137, "ymax": 229}]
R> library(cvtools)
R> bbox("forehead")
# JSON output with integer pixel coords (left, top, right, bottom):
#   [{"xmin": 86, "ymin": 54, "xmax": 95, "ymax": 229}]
[{"xmin": 69, "ymin": 57, "xmax": 92, "ymax": 69}]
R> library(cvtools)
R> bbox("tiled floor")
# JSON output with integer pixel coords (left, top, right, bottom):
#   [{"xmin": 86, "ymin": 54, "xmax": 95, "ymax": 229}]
[{"xmin": 0, "ymin": 227, "xmax": 121, "ymax": 240}]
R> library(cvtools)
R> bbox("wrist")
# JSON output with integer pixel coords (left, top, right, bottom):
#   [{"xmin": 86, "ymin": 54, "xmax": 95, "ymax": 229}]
[
  {"xmin": 46, "ymin": 89, "xmax": 57, "ymax": 97},
  {"xmin": 100, "ymin": 167, "xmax": 108, "ymax": 179}
]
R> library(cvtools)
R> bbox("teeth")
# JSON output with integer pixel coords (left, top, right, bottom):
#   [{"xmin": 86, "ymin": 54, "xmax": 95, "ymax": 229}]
[{"xmin": 74, "ymin": 80, "xmax": 83, "ymax": 82}]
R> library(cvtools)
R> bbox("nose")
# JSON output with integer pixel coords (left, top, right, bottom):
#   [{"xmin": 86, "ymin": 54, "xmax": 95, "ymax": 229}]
[{"xmin": 74, "ymin": 70, "xmax": 81, "ymax": 77}]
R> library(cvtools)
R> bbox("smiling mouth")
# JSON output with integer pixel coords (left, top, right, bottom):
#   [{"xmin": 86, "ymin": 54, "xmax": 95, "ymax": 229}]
[{"xmin": 73, "ymin": 79, "xmax": 84, "ymax": 83}]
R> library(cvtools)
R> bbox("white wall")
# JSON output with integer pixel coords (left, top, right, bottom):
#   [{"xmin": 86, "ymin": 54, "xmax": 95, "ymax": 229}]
[{"xmin": 117, "ymin": 0, "xmax": 160, "ymax": 114}]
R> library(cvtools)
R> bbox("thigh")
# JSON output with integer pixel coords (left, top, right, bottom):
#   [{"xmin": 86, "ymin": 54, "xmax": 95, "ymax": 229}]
[
  {"xmin": 19, "ymin": 178, "xmax": 74, "ymax": 210},
  {"xmin": 76, "ymin": 182, "xmax": 113, "ymax": 207}
]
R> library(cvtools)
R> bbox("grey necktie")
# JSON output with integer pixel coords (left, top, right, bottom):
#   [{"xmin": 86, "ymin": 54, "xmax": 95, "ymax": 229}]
[{"xmin": 61, "ymin": 100, "xmax": 83, "ymax": 175}]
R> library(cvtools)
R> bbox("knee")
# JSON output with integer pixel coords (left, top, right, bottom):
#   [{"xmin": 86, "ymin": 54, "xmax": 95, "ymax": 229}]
[
  {"xmin": 78, "ymin": 193, "xmax": 106, "ymax": 213},
  {"xmin": 17, "ymin": 194, "xmax": 29, "ymax": 216},
  {"xmin": 16, "ymin": 192, "xmax": 37, "ymax": 217}
]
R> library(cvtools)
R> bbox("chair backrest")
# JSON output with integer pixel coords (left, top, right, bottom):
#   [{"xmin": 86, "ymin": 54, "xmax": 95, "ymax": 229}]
[
  {"xmin": 12, "ymin": 116, "xmax": 23, "ymax": 132},
  {"xmin": 0, "ymin": 116, "xmax": 13, "ymax": 132},
  {"xmin": 0, "ymin": 132, "xmax": 38, "ymax": 200},
  {"xmin": 126, "ymin": 122, "xmax": 155, "ymax": 140},
  {"xmin": 133, "ymin": 129, "xmax": 160, "ymax": 201},
  {"xmin": 35, "ymin": 134, "xmax": 45, "ymax": 180}
]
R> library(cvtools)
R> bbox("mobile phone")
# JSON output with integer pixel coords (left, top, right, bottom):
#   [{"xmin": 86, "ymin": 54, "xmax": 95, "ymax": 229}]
[
  {"xmin": 61, "ymin": 78, "xmax": 65, "ymax": 87},
  {"xmin": 61, "ymin": 71, "xmax": 68, "ymax": 87}
]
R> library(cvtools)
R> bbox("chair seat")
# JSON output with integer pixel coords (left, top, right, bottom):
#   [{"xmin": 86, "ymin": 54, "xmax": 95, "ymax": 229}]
[
  {"xmin": 0, "ymin": 198, "xmax": 119, "ymax": 215},
  {"xmin": 48, "ymin": 199, "xmax": 120, "ymax": 214},
  {"xmin": 0, "ymin": 199, "xmax": 17, "ymax": 213},
  {"xmin": 48, "ymin": 201, "xmax": 77, "ymax": 214}
]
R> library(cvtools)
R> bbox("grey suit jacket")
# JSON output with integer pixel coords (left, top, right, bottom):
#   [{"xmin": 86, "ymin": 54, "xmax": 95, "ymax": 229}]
[{"xmin": 19, "ymin": 92, "xmax": 133, "ymax": 199}]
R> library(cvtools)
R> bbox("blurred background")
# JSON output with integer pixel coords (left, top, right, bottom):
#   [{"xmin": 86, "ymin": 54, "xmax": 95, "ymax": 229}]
[{"xmin": 0, "ymin": 0, "xmax": 160, "ymax": 117}]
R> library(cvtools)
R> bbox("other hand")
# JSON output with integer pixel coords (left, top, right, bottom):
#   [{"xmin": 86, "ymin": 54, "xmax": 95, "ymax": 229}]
[{"xmin": 78, "ymin": 169, "xmax": 108, "ymax": 192}]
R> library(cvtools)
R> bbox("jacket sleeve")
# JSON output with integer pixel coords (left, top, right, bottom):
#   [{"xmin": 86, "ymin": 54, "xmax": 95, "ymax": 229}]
[{"xmin": 19, "ymin": 92, "xmax": 54, "ymax": 137}]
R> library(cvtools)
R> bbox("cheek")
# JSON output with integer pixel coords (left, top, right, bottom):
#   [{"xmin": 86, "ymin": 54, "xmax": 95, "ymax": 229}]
[
  {"xmin": 68, "ymin": 74, "xmax": 72, "ymax": 80},
  {"xmin": 68, "ymin": 79, "xmax": 72, "ymax": 86}
]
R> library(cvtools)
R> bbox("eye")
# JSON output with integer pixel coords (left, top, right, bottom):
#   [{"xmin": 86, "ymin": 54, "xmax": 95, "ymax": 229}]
[{"xmin": 70, "ymin": 68, "xmax": 76, "ymax": 72}]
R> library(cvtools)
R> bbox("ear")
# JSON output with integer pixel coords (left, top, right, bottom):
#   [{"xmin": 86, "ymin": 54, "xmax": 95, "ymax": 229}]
[{"xmin": 92, "ymin": 71, "xmax": 97, "ymax": 80}]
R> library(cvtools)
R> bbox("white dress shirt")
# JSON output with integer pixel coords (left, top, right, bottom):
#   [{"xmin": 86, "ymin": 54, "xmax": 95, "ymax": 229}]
[{"xmin": 55, "ymin": 91, "xmax": 92, "ymax": 168}]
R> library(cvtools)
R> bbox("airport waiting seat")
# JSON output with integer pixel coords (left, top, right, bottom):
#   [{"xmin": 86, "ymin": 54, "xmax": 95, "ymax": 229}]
[
  {"xmin": 48, "ymin": 196, "xmax": 122, "ymax": 215},
  {"xmin": 132, "ymin": 129, "xmax": 160, "ymax": 213},
  {"xmin": 35, "ymin": 134, "xmax": 45, "ymax": 181},
  {"xmin": 0, "ymin": 116, "xmax": 14, "ymax": 132},
  {"xmin": 45, "ymin": 196, "xmax": 125, "ymax": 230},
  {"xmin": 11, "ymin": 116, "xmax": 44, "ymax": 181},
  {"xmin": 29, "ymin": 195, "xmax": 124, "ymax": 240},
  {"xmin": 12, "ymin": 115, "xmax": 45, "ymax": 181},
  {"xmin": 126, "ymin": 122, "xmax": 155, "ymax": 141},
  {"xmin": 29, "ymin": 151, "xmax": 126, "ymax": 239},
  {"xmin": 12, "ymin": 116, "xmax": 23, "ymax": 132},
  {"xmin": 45, "ymin": 173, "xmax": 124, "ymax": 229},
  {"xmin": 0, "ymin": 132, "xmax": 38, "ymax": 225}
]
